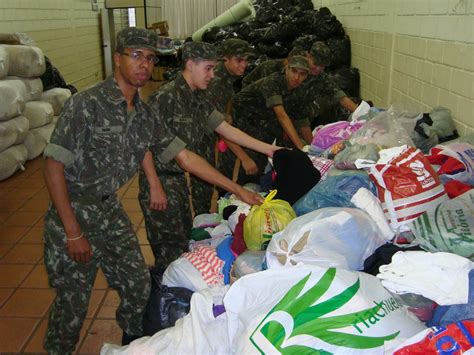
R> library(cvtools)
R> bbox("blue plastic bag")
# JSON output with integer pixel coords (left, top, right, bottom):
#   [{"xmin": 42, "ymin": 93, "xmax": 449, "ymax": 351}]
[{"xmin": 293, "ymin": 172, "xmax": 376, "ymax": 216}]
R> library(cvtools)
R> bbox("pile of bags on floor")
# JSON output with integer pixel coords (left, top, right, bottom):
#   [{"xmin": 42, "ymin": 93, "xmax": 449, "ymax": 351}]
[
  {"xmin": 102, "ymin": 105, "xmax": 474, "ymax": 354},
  {"xmin": 0, "ymin": 34, "xmax": 72, "ymax": 180}
]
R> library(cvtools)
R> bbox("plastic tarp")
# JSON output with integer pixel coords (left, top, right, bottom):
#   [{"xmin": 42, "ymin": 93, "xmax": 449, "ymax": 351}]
[
  {"xmin": 0, "ymin": 79, "xmax": 27, "ymax": 121},
  {"xmin": 0, "ymin": 144, "xmax": 27, "ymax": 181},
  {"xmin": 24, "ymin": 122, "xmax": 55, "ymax": 160},
  {"xmin": 2, "ymin": 44, "xmax": 46, "ymax": 77},
  {"xmin": 23, "ymin": 101, "xmax": 54, "ymax": 129},
  {"xmin": 41, "ymin": 87, "xmax": 71, "ymax": 116}
]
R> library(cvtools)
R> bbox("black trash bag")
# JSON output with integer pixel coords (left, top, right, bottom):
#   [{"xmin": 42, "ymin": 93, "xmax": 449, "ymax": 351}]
[
  {"xmin": 291, "ymin": 0, "xmax": 314, "ymax": 11},
  {"xmin": 312, "ymin": 7, "xmax": 345, "ymax": 39},
  {"xmin": 329, "ymin": 67, "xmax": 360, "ymax": 98},
  {"xmin": 326, "ymin": 35, "xmax": 351, "ymax": 69},
  {"xmin": 142, "ymin": 267, "xmax": 194, "ymax": 337},
  {"xmin": 257, "ymin": 41, "xmax": 290, "ymax": 58},
  {"xmin": 255, "ymin": 7, "xmax": 281, "ymax": 24},
  {"xmin": 247, "ymin": 27, "xmax": 270, "ymax": 44},
  {"xmin": 292, "ymin": 34, "xmax": 322, "ymax": 51},
  {"xmin": 292, "ymin": 10, "xmax": 318, "ymax": 34},
  {"xmin": 261, "ymin": 21, "xmax": 299, "ymax": 44},
  {"xmin": 202, "ymin": 26, "xmax": 223, "ymax": 43},
  {"xmin": 40, "ymin": 56, "xmax": 77, "ymax": 94}
]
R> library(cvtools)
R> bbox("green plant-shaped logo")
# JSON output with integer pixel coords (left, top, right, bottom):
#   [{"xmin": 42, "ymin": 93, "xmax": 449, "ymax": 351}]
[{"xmin": 250, "ymin": 269, "xmax": 399, "ymax": 354}]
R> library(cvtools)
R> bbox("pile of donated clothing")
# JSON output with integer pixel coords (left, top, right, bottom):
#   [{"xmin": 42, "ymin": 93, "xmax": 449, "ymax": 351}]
[{"xmin": 102, "ymin": 105, "xmax": 474, "ymax": 354}]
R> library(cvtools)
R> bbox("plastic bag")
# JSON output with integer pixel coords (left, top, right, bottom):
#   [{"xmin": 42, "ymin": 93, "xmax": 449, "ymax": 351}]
[
  {"xmin": 393, "ymin": 321, "xmax": 474, "ymax": 354},
  {"xmin": 142, "ymin": 267, "xmax": 193, "ymax": 336},
  {"xmin": 224, "ymin": 265, "xmax": 426, "ymax": 354},
  {"xmin": 349, "ymin": 109, "xmax": 415, "ymax": 148},
  {"xmin": 430, "ymin": 106, "xmax": 459, "ymax": 142},
  {"xmin": 410, "ymin": 190, "xmax": 474, "ymax": 260},
  {"xmin": 266, "ymin": 207, "xmax": 387, "ymax": 271},
  {"xmin": 232, "ymin": 250, "xmax": 266, "ymax": 279},
  {"xmin": 243, "ymin": 190, "xmax": 296, "ymax": 250},
  {"xmin": 293, "ymin": 172, "xmax": 375, "ymax": 216},
  {"xmin": 312, "ymin": 121, "xmax": 364, "ymax": 149},
  {"xmin": 365, "ymin": 145, "xmax": 448, "ymax": 231}
]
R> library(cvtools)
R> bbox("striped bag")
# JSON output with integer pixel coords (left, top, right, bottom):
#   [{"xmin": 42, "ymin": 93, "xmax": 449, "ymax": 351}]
[{"xmin": 368, "ymin": 145, "xmax": 448, "ymax": 231}]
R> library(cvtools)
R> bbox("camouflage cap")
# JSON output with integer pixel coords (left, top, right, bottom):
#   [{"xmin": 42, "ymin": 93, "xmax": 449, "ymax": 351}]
[
  {"xmin": 310, "ymin": 41, "xmax": 331, "ymax": 66},
  {"xmin": 116, "ymin": 27, "xmax": 158, "ymax": 52},
  {"xmin": 288, "ymin": 45, "xmax": 308, "ymax": 58},
  {"xmin": 181, "ymin": 41, "xmax": 220, "ymax": 62},
  {"xmin": 217, "ymin": 38, "xmax": 254, "ymax": 58},
  {"xmin": 287, "ymin": 55, "xmax": 310, "ymax": 72}
]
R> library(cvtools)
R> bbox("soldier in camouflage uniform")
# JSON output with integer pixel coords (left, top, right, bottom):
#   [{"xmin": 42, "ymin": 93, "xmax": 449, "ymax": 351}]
[
  {"xmin": 42, "ymin": 28, "xmax": 186, "ymax": 353},
  {"xmin": 243, "ymin": 42, "xmax": 358, "ymax": 144},
  {"xmin": 192, "ymin": 38, "xmax": 254, "ymax": 213},
  {"xmin": 221, "ymin": 55, "xmax": 311, "ymax": 185},
  {"xmin": 140, "ymin": 41, "xmax": 279, "ymax": 269},
  {"xmin": 242, "ymin": 46, "xmax": 307, "ymax": 87}
]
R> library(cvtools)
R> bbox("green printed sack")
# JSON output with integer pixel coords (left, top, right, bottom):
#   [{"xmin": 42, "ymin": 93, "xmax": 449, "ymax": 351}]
[
  {"xmin": 410, "ymin": 190, "xmax": 474, "ymax": 260},
  {"xmin": 224, "ymin": 266, "xmax": 426, "ymax": 354}
]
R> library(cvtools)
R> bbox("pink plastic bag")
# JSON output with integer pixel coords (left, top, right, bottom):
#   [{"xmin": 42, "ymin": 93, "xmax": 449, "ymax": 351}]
[{"xmin": 312, "ymin": 121, "xmax": 363, "ymax": 149}]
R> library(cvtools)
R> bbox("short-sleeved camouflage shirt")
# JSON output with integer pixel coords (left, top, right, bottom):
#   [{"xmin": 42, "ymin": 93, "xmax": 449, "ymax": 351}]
[
  {"xmin": 43, "ymin": 76, "xmax": 184, "ymax": 196},
  {"xmin": 242, "ymin": 59, "xmax": 285, "ymax": 87},
  {"xmin": 232, "ymin": 71, "xmax": 307, "ymax": 143},
  {"xmin": 148, "ymin": 72, "xmax": 225, "ymax": 173},
  {"xmin": 205, "ymin": 61, "xmax": 240, "ymax": 113}
]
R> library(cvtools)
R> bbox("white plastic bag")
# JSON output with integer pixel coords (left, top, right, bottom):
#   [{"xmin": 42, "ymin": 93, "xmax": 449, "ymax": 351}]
[
  {"xmin": 23, "ymin": 101, "xmax": 54, "ymax": 129},
  {"xmin": 0, "ymin": 46, "xmax": 9, "ymax": 79},
  {"xmin": 6, "ymin": 76, "xmax": 43, "ymax": 101},
  {"xmin": 0, "ymin": 79, "xmax": 27, "ymax": 120},
  {"xmin": 266, "ymin": 208, "xmax": 387, "ymax": 271},
  {"xmin": 24, "ymin": 122, "xmax": 55, "ymax": 160},
  {"xmin": 0, "ymin": 115, "xmax": 29, "ymax": 152},
  {"xmin": 162, "ymin": 257, "xmax": 209, "ymax": 292},
  {"xmin": 224, "ymin": 265, "xmax": 426, "ymax": 354},
  {"xmin": 41, "ymin": 87, "xmax": 71, "ymax": 115},
  {"xmin": 0, "ymin": 144, "xmax": 27, "ymax": 181},
  {"xmin": 3, "ymin": 44, "xmax": 46, "ymax": 77},
  {"xmin": 101, "ymin": 286, "xmax": 230, "ymax": 355}
]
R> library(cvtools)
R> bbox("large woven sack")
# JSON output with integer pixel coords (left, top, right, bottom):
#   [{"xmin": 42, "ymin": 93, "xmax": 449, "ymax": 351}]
[
  {"xmin": 0, "ymin": 144, "xmax": 27, "ymax": 181},
  {"xmin": 0, "ymin": 79, "xmax": 27, "ymax": 120},
  {"xmin": 2, "ymin": 44, "xmax": 46, "ymax": 77},
  {"xmin": 23, "ymin": 101, "xmax": 53, "ymax": 129},
  {"xmin": 0, "ymin": 115, "xmax": 29, "ymax": 152},
  {"xmin": 41, "ymin": 87, "xmax": 71, "ymax": 115},
  {"xmin": 6, "ymin": 76, "xmax": 43, "ymax": 101},
  {"xmin": 24, "ymin": 122, "xmax": 55, "ymax": 160},
  {"xmin": 0, "ymin": 46, "xmax": 9, "ymax": 79}
]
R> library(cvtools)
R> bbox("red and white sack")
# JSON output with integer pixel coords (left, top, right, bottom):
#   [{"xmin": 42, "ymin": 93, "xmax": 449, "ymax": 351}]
[{"xmin": 366, "ymin": 145, "xmax": 448, "ymax": 231}]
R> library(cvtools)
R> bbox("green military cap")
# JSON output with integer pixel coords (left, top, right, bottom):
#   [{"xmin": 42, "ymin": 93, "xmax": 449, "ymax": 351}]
[
  {"xmin": 116, "ymin": 27, "xmax": 158, "ymax": 52},
  {"xmin": 288, "ymin": 45, "xmax": 308, "ymax": 58},
  {"xmin": 288, "ymin": 55, "xmax": 310, "ymax": 72},
  {"xmin": 216, "ymin": 38, "xmax": 255, "ymax": 58},
  {"xmin": 181, "ymin": 41, "xmax": 220, "ymax": 62},
  {"xmin": 310, "ymin": 41, "xmax": 332, "ymax": 66}
]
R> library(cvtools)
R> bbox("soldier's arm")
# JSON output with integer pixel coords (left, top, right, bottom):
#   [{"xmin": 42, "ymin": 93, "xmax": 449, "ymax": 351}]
[
  {"xmin": 43, "ymin": 158, "xmax": 92, "ymax": 263},
  {"xmin": 272, "ymin": 105, "xmax": 305, "ymax": 150},
  {"xmin": 174, "ymin": 148, "xmax": 263, "ymax": 205},
  {"xmin": 215, "ymin": 121, "xmax": 279, "ymax": 157},
  {"xmin": 339, "ymin": 96, "xmax": 358, "ymax": 112},
  {"xmin": 223, "ymin": 139, "xmax": 258, "ymax": 175},
  {"xmin": 142, "ymin": 151, "xmax": 167, "ymax": 210},
  {"xmin": 299, "ymin": 126, "xmax": 313, "ymax": 145}
]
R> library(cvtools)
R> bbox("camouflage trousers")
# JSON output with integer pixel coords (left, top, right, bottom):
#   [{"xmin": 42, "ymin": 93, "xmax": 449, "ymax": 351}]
[
  {"xmin": 43, "ymin": 195, "xmax": 150, "ymax": 355},
  {"xmin": 139, "ymin": 171, "xmax": 192, "ymax": 269},
  {"xmin": 190, "ymin": 175, "xmax": 214, "ymax": 215}
]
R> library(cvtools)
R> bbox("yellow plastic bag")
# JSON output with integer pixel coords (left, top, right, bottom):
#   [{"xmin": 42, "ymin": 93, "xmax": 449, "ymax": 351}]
[{"xmin": 244, "ymin": 190, "xmax": 296, "ymax": 251}]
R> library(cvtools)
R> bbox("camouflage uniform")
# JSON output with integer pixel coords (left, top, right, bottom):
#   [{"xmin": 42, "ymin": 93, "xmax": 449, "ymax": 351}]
[
  {"xmin": 223, "ymin": 56, "xmax": 310, "ymax": 184},
  {"xmin": 42, "ymin": 28, "xmax": 185, "ymax": 354},
  {"xmin": 193, "ymin": 39, "xmax": 254, "ymax": 206},
  {"xmin": 242, "ymin": 59, "xmax": 285, "ymax": 87},
  {"xmin": 141, "ymin": 45, "xmax": 225, "ymax": 268}
]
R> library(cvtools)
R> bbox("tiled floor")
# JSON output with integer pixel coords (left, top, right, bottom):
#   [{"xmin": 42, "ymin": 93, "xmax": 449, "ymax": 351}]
[{"xmin": 0, "ymin": 157, "xmax": 154, "ymax": 354}]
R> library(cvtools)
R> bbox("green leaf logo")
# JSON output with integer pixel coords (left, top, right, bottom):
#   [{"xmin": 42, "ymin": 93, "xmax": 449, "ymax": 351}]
[{"xmin": 250, "ymin": 269, "xmax": 399, "ymax": 354}]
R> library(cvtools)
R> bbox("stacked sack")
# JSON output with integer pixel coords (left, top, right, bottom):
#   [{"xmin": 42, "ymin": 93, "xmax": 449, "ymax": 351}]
[{"xmin": 0, "ymin": 42, "xmax": 71, "ymax": 180}]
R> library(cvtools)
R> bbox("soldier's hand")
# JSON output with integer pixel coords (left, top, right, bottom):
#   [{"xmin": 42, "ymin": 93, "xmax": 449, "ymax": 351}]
[
  {"xmin": 149, "ymin": 186, "xmax": 168, "ymax": 211},
  {"xmin": 242, "ymin": 157, "xmax": 258, "ymax": 175},
  {"xmin": 67, "ymin": 234, "xmax": 93, "ymax": 263},
  {"xmin": 236, "ymin": 187, "xmax": 264, "ymax": 206}
]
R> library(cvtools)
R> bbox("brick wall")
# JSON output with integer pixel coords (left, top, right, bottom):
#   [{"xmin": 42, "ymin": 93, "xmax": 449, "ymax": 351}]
[{"xmin": 313, "ymin": 0, "xmax": 474, "ymax": 135}]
